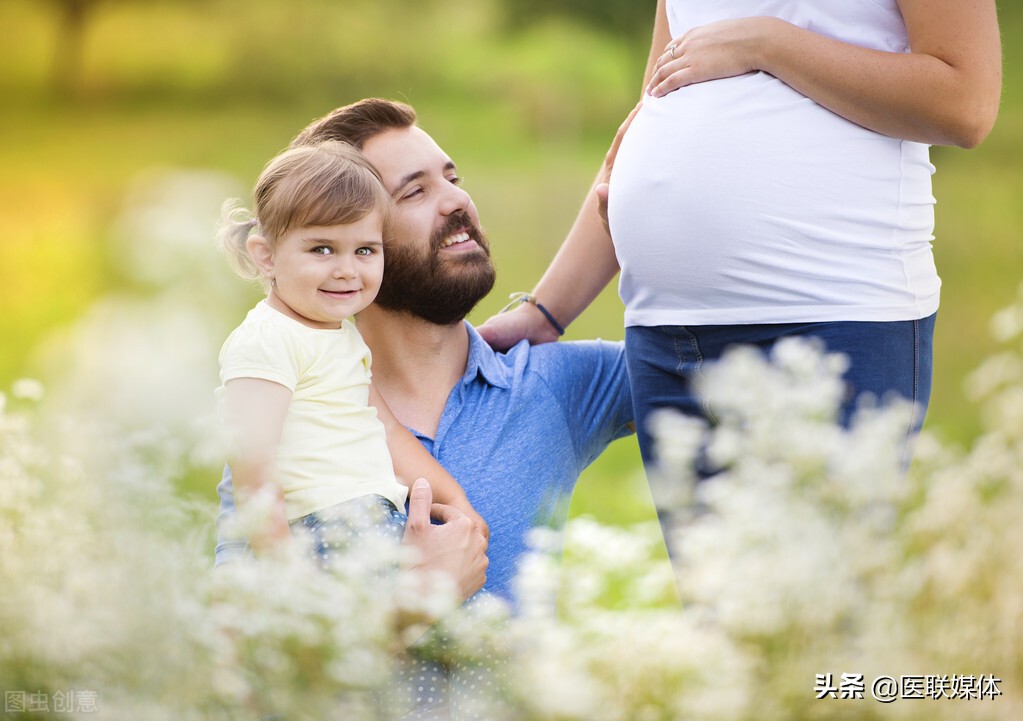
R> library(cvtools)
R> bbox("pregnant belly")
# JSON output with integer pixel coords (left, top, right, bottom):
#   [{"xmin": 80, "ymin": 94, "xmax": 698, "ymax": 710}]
[{"xmin": 607, "ymin": 73, "xmax": 916, "ymax": 314}]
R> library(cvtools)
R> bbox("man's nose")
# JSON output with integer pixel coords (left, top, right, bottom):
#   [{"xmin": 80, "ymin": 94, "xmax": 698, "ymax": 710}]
[{"xmin": 439, "ymin": 182, "xmax": 471, "ymax": 215}]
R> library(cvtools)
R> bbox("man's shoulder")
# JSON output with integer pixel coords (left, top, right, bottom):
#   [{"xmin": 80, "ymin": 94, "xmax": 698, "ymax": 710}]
[
  {"xmin": 517, "ymin": 337, "xmax": 625, "ymax": 375},
  {"xmin": 458, "ymin": 329, "xmax": 632, "ymax": 465},
  {"xmin": 466, "ymin": 321, "xmax": 621, "ymax": 384}
]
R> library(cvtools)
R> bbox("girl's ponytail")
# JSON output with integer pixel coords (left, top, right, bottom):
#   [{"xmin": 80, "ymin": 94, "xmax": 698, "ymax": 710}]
[{"xmin": 217, "ymin": 200, "xmax": 270, "ymax": 292}]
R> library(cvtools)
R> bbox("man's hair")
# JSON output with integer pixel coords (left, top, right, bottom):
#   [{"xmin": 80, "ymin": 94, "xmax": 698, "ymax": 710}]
[{"xmin": 290, "ymin": 98, "xmax": 418, "ymax": 150}]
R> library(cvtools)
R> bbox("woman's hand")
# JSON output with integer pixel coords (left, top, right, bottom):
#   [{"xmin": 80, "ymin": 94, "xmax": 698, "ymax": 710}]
[
  {"xmin": 476, "ymin": 300, "xmax": 561, "ymax": 351},
  {"xmin": 643, "ymin": 1, "xmax": 1002, "ymax": 148},
  {"xmin": 646, "ymin": 17, "xmax": 776, "ymax": 97},
  {"xmin": 596, "ymin": 101, "xmax": 642, "ymax": 232}
]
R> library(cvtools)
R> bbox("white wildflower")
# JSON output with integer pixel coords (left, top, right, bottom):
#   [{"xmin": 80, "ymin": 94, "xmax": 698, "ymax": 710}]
[
  {"xmin": 514, "ymin": 544, "xmax": 563, "ymax": 620},
  {"xmin": 11, "ymin": 377, "xmax": 45, "ymax": 402},
  {"xmin": 112, "ymin": 168, "xmax": 244, "ymax": 297},
  {"xmin": 990, "ymin": 283, "xmax": 1023, "ymax": 342},
  {"xmin": 965, "ymin": 351, "xmax": 1023, "ymax": 401}
]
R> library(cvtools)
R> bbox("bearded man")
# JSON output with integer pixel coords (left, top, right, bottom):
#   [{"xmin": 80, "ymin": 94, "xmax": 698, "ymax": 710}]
[{"xmin": 216, "ymin": 99, "xmax": 633, "ymax": 606}]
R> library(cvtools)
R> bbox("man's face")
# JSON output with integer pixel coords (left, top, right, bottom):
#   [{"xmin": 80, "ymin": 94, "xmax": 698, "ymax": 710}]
[{"xmin": 360, "ymin": 126, "xmax": 495, "ymax": 325}]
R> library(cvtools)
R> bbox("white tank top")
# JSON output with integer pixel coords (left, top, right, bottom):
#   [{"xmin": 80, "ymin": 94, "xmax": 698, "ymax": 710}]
[{"xmin": 609, "ymin": 0, "xmax": 939, "ymax": 326}]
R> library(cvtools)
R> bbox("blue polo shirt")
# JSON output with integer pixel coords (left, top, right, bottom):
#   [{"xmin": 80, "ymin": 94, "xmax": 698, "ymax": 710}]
[{"xmin": 215, "ymin": 322, "xmax": 634, "ymax": 606}]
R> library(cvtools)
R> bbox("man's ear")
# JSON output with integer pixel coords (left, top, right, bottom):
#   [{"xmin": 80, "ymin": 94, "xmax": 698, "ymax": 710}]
[{"xmin": 246, "ymin": 235, "xmax": 275, "ymax": 279}]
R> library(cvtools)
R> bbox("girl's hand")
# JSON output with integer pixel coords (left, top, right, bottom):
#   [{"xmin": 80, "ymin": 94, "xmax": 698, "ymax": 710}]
[{"xmin": 646, "ymin": 17, "xmax": 780, "ymax": 97}]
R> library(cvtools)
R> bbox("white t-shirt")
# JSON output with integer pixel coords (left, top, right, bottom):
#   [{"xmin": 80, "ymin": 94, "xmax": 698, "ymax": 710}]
[
  {"xmin": 609, "ymin": 0, "xmax": 939, "ymax": 326},
  {"xmin": 217, "ymin": 301, "xmax": 407, "ymax": 520}
]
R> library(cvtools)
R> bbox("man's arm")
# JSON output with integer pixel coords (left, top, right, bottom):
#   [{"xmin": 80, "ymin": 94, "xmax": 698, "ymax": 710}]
[{"xmin": 370, "ymin": 384, "xmax": 489, "ymax": 540}]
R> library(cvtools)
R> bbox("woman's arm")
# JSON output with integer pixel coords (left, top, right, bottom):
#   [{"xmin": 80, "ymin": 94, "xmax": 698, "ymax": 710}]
[
  {"xmin": 646, "ymin": 0, "xmax": 1002, "ymax": 148},
  {"xmin": 369, "ymin": 384, "xmax": 489, "ymax": 540},
  {"xmin": 475, "ymin": 1, "xmax": 670, "ymax": 351},
  {"xmin": 522, "ymin": 0, "xmax": 676, "ymax": 316},
  {"xmin": 222, "ymin": 378, "xmax": 294, "ymax": 553}
]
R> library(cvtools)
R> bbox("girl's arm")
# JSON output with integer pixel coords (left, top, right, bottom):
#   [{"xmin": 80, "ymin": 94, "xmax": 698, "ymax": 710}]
[
  {"xmin": 475, "ymin": 0, "xmax": 670, "ymax": 351},
  {"xmin": 646, "ymin": 0, "xmax": 1002, "ymax": 148},
  {"xmin": 369, "ymin": 385, "xmax": 490, "ymax": 540},
  {"xmin": 222, "ymin": 378, "xmax": 294, "ymax": 554}
]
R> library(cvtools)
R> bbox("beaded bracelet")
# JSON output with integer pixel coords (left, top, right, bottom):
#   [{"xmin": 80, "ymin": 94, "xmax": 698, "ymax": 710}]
[{"xmin": 500, "ymin": 292, "xmax": 566, "ymax": 336}]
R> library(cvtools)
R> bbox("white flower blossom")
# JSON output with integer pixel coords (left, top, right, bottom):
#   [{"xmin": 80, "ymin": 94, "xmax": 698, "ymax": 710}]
[
  {"xmin": 4, "ymin": 174, "xmax": 1023, "ymax": 720},
  {"xmin": 11, "ymin": 377, "xmax": 45, "ymax": 402}
]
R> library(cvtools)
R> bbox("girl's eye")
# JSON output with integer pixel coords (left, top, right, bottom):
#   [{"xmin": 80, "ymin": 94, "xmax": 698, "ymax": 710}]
[
  {"xmin": 311, "ymin": 246, "xmax": 333, "ymax": 255},
  {"xmin": 355, "ymin": 247, "xmax": 375, "ymax": 256}
]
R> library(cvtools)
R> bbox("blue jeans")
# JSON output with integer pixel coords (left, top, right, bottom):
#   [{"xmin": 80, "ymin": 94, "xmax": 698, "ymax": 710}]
[
  {"xmin": 291, "ymin": 494, "xmax": 406, "ymax": 570},
  {"xmin": 624, "ymin": 315, "xmax": 936, "ymax": 467}
]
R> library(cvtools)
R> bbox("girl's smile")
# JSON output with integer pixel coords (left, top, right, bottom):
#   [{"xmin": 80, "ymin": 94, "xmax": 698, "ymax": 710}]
[{"xmin": 256, "ymin": 211, "xmax": 386, "ymax": 329}]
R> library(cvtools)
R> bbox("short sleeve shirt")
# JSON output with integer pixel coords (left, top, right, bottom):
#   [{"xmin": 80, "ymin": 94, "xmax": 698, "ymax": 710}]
[
  {"xmin": 217, "ymin": 322, "xmax": 633, "ymax": 606},
  {"xmin": 218, "ymin": 301, "xmax": 406, "ymax": 519}
]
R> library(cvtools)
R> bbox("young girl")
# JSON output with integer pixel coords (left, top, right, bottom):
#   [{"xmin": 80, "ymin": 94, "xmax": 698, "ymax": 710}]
[{"xmin": 216, "ymin": 139, "xmax": 485, "ymax": 566}]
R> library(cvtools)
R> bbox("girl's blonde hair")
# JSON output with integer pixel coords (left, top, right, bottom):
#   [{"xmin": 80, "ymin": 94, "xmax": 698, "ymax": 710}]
[{"xmin": 218, "ymin": 140, "xmax": 392, "ymax": 292}]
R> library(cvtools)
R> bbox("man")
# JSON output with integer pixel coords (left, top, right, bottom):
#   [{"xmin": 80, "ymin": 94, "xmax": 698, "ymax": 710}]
[{"xmin": 216, "ymin": 98, "xmax": 633, "ymax": 607}]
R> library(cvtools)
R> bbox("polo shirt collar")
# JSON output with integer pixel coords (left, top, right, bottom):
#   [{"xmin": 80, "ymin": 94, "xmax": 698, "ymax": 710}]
[{"xmin": 462, "ymin": 321, "xmax": 513, "ymax": 390}]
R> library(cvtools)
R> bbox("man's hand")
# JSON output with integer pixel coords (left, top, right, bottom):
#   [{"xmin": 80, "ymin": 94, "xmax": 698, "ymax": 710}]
[
  {"xmin": 437, "ymin": 500, "xmax": 490, "ymax": 542},
  {"xmin": 402, "ymin": 478, "xmax": 488, "ymax": 601}
]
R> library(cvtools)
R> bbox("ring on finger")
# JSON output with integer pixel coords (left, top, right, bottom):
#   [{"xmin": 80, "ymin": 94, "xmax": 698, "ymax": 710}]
[{"xmin": 669, "ymin": 43, "xmax": 677, "ymax": 59}]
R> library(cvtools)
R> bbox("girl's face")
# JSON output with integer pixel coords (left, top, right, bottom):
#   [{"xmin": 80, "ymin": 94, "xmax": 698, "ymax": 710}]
[{"xmin": 255, "ymin": 211, "xmax": 385, "ymax": 329}]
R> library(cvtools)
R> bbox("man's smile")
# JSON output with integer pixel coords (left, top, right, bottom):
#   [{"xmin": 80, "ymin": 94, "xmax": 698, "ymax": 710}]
[{"xmin": 440, "ymin": 229, "xmax": 478, "ymax": 250}]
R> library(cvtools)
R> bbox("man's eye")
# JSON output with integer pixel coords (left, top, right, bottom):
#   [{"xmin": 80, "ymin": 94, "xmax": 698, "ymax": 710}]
[
  {"xmin": 449, "ymin": 175, "xmax": 463, "ymax": 186},
  {"xmin": 401, "ymin": 187, "xmax": 424, "ymax": 201}
]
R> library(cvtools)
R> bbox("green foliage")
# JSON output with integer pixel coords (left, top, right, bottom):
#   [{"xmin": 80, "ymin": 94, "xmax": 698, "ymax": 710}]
[
  {"xmin": 503, "ymin": 0, "xmax": 654, "ymax": 41},
  {"xmin": 1, "ymin": 0, "xmax": 1021, "ymax": 530}
]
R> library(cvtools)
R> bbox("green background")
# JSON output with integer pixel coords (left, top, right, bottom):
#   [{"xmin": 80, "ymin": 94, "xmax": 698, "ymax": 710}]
[{"xmin": 2, "ymin": 0, "xmax": 1020, "ymax": 530}]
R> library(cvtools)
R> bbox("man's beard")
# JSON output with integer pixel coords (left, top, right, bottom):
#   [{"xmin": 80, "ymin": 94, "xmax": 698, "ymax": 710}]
[{"xmin": 373, "ymin": 212, "xmax": 496, "ymax": 326}]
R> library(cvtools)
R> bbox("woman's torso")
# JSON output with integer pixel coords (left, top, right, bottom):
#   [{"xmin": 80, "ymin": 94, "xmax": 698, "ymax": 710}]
[{"xmin": 609, "ymin": 0, "xmax": 939, "ymax": 326}]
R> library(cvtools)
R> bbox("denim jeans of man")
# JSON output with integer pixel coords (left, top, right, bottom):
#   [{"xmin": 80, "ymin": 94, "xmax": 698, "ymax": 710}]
[{"xmin": 624, "ymin": 315, "xmax": 936, "ymax": 470}]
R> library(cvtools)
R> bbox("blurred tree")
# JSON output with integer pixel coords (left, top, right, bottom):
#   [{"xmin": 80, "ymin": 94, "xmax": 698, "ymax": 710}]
[
  {"xmin": 41, "ymin": 0, "xmax": 199, "ymax": 98},
  {"xmin": 503, "ymin": 0, "xmax": 654, "ymax": 41},
  {"xmin": 43, "ymin": 0, "xmax": 97, "ymax": 97}
]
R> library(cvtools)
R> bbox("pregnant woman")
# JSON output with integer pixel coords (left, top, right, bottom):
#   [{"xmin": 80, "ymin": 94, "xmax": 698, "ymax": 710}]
[{"xmin": 479, "ymin": 0, "xmax": 1002, "ymax": 469}]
